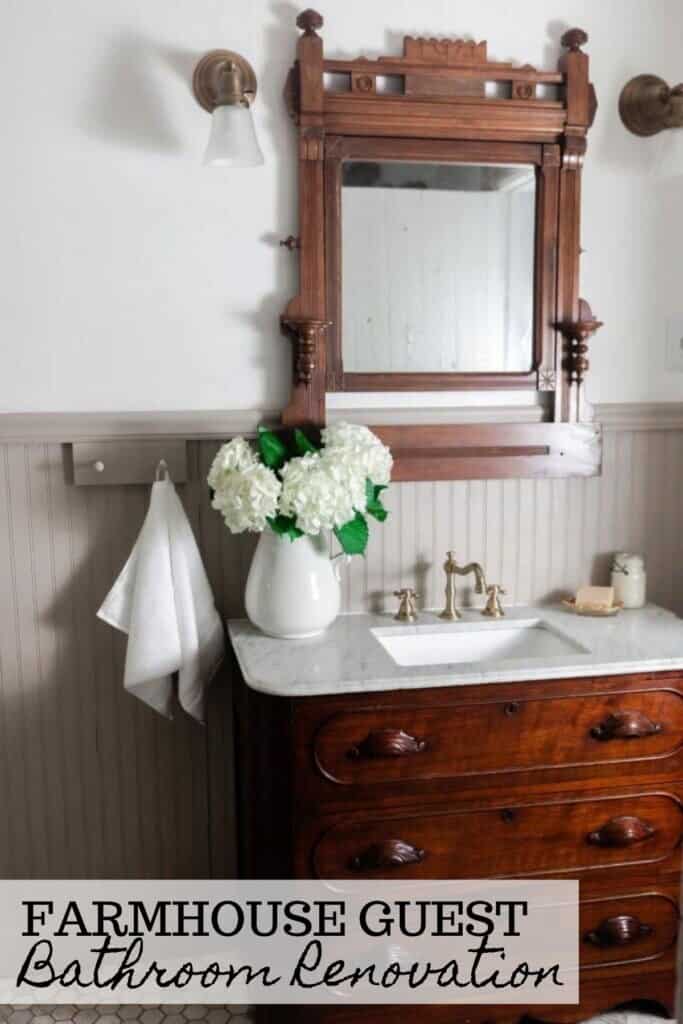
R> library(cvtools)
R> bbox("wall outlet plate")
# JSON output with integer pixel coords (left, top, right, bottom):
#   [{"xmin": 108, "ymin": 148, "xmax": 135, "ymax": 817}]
[{"xmin": 666, "ymin": 316, "xmax": 683, "ymax": 372}]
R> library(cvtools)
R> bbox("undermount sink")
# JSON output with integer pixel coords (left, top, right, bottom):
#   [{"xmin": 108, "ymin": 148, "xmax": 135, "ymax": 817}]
[{"xmin": 372, "ymin": 618, "xmax": 589, "ymax": 668}]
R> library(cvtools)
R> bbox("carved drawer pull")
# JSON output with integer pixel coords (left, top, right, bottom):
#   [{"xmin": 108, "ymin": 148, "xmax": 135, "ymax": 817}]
[
  {"xmin": 585, "ymin": 914, "xmax": 653, "ymax": 947},
  {"xmin": 590, "ymin": 710, "xmax": 663, "ymax": 741},
  {"xmin": 348, "ymin": 728, "xmax": 427, "ymax": 760},
  {"xmin": 350, "ymin": 839, "xmax": 425, "ymax": 871},
  {"xmin": 587, "ymin": 815, "xmax": 655, "ymax": 848}
]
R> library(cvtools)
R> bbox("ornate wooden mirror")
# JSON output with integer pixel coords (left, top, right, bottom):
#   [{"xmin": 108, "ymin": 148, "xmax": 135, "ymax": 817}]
[{"xmin": 280, "ymin": 10, "xmax": 603, "ymax": 480}]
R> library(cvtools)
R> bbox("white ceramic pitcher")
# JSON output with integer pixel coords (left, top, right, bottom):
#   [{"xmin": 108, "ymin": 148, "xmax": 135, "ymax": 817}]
[{"xmin": 245, "ymin": 528, "xmax": 347, "ymax": 638}]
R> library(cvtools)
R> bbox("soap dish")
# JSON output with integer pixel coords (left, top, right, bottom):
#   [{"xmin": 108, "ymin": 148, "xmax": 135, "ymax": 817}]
[{"xmin": 562, "ymin": 598, "xmax": 623, "ymax": 617}]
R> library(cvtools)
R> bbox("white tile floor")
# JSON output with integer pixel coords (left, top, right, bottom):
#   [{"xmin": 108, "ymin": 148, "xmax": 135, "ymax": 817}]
[
  {"xmin": 0, "ymin": 1009, "xmax": 673, "ymax": 1024},
  {"xmin": 0, "ymin": 1009, "xmax": 253, "ymax": 1024}
]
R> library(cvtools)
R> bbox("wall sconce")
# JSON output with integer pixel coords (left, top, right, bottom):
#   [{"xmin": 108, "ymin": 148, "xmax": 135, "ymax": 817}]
[
  {"xmin": 192, "ymin": 50, "xmax": 264, "ymax": 167},
  {"xmin": 619, "ymin": 74, "xmax": 683, "ymax": 136}
]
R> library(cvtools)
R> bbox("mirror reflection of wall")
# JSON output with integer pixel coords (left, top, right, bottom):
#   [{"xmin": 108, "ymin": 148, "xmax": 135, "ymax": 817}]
[{"xmin": 341, "ymin": 161, "xmax": 536, "ymax": 375}]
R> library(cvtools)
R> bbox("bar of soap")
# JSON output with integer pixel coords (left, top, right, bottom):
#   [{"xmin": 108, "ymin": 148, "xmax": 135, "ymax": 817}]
[{"xmin": 576, "ymin": 585, "xmax": 615, "ymax": 610}]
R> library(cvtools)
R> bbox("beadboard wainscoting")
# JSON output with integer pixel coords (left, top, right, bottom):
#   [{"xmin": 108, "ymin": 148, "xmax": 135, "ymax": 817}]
[{"xmin": 0, "ymin": 410, "xmax": 682, "ymax": 878}]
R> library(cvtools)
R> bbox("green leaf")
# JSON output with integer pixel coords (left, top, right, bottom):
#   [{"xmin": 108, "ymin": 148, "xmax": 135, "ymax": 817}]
[
  {"xmin": 367, "ymin": 503, "xmax": 388, "ymax": 523},
  {"xmin": 365, "ymin": 479, "xmax": 389, "ymax": 523},
  {"xmin": 366, "ymin": 479, "xmax": 388, "ymax": 503},
  {"xmin": 258, "ymin": 427, "xmax": 288, "ymax": 470},
  {"xmin": 267, "ymin": 515, "xmax": 303, "ymax": 542},
  {"xmin": 293, "ymin": 428, "xmax": 318, "ymax": 456},
  {"xmin": 334, "ymin": 511, "xmax": 369, "ymax": 556}
]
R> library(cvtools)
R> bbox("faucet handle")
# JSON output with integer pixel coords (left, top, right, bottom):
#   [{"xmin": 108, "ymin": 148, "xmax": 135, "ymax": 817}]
[
  {"xmin": 394, "ymin": 588, "xmax": 419, "ymax": 622},
  {"xmin": 482, "ymin": 583, "xmax": 506, "ymax": 618}
]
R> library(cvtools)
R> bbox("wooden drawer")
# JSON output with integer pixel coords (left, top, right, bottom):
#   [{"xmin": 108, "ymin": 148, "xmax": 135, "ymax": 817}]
[
  {"xmin": 311, "ymin": 690, "xmax": 683, "ymax": 788},
  {"xmin": 580, "ymin": 892, "xmax": 678, "ymax": 971},
  {"xmin": 312, "ymin": 792, "xmax": 683, "ymax": 879},
  {"xmin": 264, "ymin": 971, "xmax": 678, "ymax": 1024}
]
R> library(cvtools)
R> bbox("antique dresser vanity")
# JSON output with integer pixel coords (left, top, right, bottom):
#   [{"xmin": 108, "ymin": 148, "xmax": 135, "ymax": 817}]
[
  {"xmin": 231, "ymin": 607, "xmax": 683, "ymax": 1023},
  {"xmin": 228, "ymin": 10, "xmax": 682, "ymax": 1024}
]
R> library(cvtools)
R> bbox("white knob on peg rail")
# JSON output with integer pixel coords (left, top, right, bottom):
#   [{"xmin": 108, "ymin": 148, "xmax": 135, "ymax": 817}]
[{"xmin": 93, "ymin": 460, "xmax": 105, "ymax": 473}]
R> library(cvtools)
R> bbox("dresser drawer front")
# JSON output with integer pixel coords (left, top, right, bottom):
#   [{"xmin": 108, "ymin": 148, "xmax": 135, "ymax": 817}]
[
  {"xmin": 312, "ymin": 793, "xmax": 683, "ymax": 879},
  {"xmin": 312, "ymin": 690, "xmax": 683, "ymax": 787},
  {"xmin": 580, "ymin": 893, "xmax": 679, "ymax": 970}
]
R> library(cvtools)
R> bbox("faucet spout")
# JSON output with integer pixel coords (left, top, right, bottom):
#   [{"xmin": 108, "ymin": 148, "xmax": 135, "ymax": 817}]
[
  {"xmin": 455, "ymin": 562, "xmax": 487, "ymax": 595},
  {"xmin": 438, "ymin": 552, "xmax": 488, "ymax": 621}
]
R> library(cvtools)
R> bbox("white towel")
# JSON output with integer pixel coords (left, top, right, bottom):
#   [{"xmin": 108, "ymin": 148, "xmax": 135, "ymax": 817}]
[{"xmin": 97, "ymin": 478, "xmax": 224, "ymax": 722}]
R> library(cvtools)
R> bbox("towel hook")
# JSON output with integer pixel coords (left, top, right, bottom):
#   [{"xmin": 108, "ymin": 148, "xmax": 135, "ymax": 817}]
[{"xmin": 155, "ymin": 459, "xmax": 170, "ymax": 482}]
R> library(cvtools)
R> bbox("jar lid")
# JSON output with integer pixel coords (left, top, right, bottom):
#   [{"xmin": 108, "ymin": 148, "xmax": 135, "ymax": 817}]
[{"xmin": 613, "ymin": 552, "xmax": 645, "ymax": 573}]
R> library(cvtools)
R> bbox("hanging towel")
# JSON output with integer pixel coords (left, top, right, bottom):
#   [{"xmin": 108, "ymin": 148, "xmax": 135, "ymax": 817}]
[{"xmin": 97, "ymin": 478, "xmax": 224, "ymax": 722}]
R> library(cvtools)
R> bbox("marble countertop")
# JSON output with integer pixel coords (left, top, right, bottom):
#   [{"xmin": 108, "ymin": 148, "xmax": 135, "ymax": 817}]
[{"xmin": 227, "ymin": 604, "xmax": 683, "ymax": 698}]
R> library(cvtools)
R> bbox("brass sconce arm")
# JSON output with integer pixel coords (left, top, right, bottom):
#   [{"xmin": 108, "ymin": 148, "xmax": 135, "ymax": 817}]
[
  {"xmin": 620, "ymin": 74, "xmax": 683, "ymax": 137},
  {"xmin": 192, "ymin": 50, "xmax": 258, "ymax": 111}
]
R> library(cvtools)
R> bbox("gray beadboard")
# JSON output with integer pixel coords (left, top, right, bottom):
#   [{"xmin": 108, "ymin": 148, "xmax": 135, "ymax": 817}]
[{"xmin": 0, "ymin": 426, "xmax": 681, "ymax": 879}]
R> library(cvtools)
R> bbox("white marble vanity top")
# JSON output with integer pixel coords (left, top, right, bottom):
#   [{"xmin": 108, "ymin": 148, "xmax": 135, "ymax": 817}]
[{"xmin": 227, "ymin": 604, "xmax": 683, "ymax": 698}]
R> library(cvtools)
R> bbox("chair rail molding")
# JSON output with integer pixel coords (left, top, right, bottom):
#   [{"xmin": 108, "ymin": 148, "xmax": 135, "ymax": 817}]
[
  {"xmin": 596, "ymin": 403, "xmax": 683, "ymax": 431},
  {"xmin": 0, "ymin": 403, "xmax": 682, "ymax": 443},
  {"xmin": 0, "ymin": 409, "xmax": 280, "ymax": 443}
]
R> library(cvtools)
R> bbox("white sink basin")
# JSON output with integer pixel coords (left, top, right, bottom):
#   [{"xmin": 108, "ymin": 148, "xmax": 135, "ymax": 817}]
[{"xmin": 372, "ymin": 618, "xmax": 588, "ymax": 668}]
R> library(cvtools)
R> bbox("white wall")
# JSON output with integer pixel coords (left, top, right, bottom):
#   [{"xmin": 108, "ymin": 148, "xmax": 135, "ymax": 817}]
[{"xmin": 1, "ymin": 0, "xmax": 682, "ymax": 413}]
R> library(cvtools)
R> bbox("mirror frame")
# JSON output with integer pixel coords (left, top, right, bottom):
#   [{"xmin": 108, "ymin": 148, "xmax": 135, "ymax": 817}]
[{"xmin": 280, "ymin": 11, "xmax": 604, "ymax": 480}]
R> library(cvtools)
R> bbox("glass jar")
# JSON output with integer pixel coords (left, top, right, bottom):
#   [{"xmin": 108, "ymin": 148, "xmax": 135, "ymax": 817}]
[{"xmin": 611, "ymin": 553, "xmax": 647, "ymax": 609}]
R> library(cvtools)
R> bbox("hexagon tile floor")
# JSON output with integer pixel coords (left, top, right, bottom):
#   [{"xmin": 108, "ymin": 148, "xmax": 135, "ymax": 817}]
[
  {"xmin": 0, "ymin": 1008, "xmax": 253, "ymax": 1024},
  {"xmin": 7, "ymin": 1010, "xmax": 655, "ymax": 1024},
  {"xmin": 0, "ymin": 1008, "xmax": 673, "ymax": 1024}
]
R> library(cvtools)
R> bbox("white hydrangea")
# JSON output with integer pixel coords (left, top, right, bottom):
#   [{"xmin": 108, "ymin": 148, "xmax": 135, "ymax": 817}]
[
  {"xmin": 279, "ymin": 451, "xmax": 365, "ymax": 536},
  {"xmin": 211, "ymin": 463, "xmax": 281, "ymax": 534},
  {"xmin": 321, "ymin": 450, "xmax": 368, "ymax": 513},
  {"xmin": 207, "ymin": 437, "xmax": 257, "ymax": 491},
  {"xmin": 322, "ymin": 421, "xmax": 393, "ymax": 485}
]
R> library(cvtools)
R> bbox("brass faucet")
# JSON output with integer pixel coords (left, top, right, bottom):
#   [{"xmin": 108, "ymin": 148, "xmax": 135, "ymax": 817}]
[
  {"xmin": 439, "ymin": 551, "xmax": 487, "ymax": 621},
  {"xmin": 394, "ymin": 588, "xmax": 419, "ymax": 623}
]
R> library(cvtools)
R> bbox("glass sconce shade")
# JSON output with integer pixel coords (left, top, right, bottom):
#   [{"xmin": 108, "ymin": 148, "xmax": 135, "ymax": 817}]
[{"xmin": 203, "ymin": 104, "xmax": 264, "ymax": 168}]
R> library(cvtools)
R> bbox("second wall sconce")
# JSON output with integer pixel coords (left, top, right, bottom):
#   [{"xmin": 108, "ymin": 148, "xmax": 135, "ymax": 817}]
[
  {"xmin": 192, "ymin": 50, "xmax": 264, "ymax": 167},
  {"xmin": 620, "ymin": 74, "xmax": 683, "ymax": 136}
]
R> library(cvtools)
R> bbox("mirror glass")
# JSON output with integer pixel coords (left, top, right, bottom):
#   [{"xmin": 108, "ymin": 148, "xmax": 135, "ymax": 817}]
[{"xmin": 341, "ymin": 161, "xmax": 536, "ymax": 375}]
